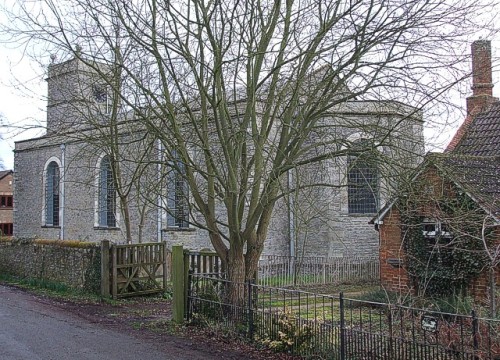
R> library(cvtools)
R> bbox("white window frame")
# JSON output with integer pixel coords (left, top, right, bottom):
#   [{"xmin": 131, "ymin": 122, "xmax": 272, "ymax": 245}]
[
  {"xmin": 94, "ymin": 154, "xmax": 120, "ymax": 228},
  {"xmin": 422, "ymin": 218, "xmax": 452, "ymax": 239},
  {"xmin": 42, "ymin": 157, "xmax": 62, "ymax": 227}
]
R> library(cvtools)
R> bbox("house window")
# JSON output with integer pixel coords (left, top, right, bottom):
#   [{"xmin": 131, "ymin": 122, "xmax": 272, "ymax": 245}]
[
  {"xmin": 422, "ymin": 218, "xmax": 452, "ymax": 240},
  {"xmin": 0, "ymin": 195, "xmax": 12, "ymax": 208},
  {"xmin": 421, "ymin": 218, "xmax": 453, "ymax": 271},
  {"xmin": 166, "ymin": 151, "xmax": 189, "ymax": 228},
  {"xmin": 347, "ymin": 140, "xmax": 378, "ymax": 214},
  {"xmin": 98, "ymin": 156, "xmax": 116, "ymax": 227},
  {"xmin": 45, "ymin": 161, "xmax": 60, "ymax": 226},
  {"xmin": 0, "ymin": 223, "xmax": 13, "ymax": 236}
]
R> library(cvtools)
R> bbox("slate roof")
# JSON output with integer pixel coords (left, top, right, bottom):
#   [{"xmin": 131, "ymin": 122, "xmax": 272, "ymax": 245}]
[{"xmin": 454, "ymin": 101, "xmax": 500, "ymax": 156}]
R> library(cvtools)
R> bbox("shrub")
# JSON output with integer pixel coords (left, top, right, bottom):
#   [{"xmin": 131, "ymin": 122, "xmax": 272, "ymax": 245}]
[{"xmin": 259, "ymin": 307, "xmax": 319, "ymax": 354}]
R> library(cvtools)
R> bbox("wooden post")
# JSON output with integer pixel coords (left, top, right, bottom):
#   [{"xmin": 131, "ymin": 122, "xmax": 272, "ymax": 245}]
[
  {"xmin": 163, "ymin": 241, "xmax": 168, "ymax": 293},
  {"xmin": 183, "ymin": 250, "xmax": 190, "ymax": 316},
  {"xmin": 172, "ymin": 245, "xmax": 185, "ymax": 323},
  {"xmin": 112, "ymin": 245, "xmax": 118, "ymax": 299},
  {"xmin": 100, "ymin": 240, "xmax": 110, "ymax": 298}
]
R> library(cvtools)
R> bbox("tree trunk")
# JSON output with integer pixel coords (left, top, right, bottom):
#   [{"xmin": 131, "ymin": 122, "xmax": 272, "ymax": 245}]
[
  {"xmin": 120, "ymin": 195, "xmax": 133, "ymax": 244},
  {"xmin": 226, "ymin": 242, "xmax": 246, "ymax": 308}
]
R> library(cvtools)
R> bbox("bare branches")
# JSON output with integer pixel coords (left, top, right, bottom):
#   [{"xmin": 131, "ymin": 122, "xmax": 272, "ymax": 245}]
[{"xmin": 4, "ymin": 0, "xmax": 499, "ymax": 280}]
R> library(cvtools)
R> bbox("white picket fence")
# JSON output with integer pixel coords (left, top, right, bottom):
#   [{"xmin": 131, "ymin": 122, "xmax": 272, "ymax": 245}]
[{"xmin": 257, "ymin": 255, "xmax": 379, "ymax": 287}]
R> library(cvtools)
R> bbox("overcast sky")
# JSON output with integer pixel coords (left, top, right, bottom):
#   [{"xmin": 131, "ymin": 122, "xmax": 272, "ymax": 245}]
[{"xmin": 0, "ymin": 5, "xmax": 499, "ymax": 170}]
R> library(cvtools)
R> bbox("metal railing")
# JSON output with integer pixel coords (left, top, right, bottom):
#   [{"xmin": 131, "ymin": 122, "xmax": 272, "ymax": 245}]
[{"xmin": 187, "ymin": 273, "xmax": 500, "ymax": 359}]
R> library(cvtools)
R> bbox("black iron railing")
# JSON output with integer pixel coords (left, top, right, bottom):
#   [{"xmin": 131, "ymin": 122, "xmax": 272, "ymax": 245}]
[{"xmin": 188, "ymin": 273, "xmax": 500, "ymax": 359}]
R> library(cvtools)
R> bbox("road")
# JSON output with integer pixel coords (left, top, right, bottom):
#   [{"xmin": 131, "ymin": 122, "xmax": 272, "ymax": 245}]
[{"xmin": 0, "ymin": 285, "xmax": 238, "ymax": 360}]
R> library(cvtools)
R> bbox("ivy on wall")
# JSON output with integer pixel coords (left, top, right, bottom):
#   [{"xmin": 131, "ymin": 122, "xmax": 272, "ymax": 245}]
[{"xmin": 400, "ymin": 189, "xmax": 493, "ymax": 297}]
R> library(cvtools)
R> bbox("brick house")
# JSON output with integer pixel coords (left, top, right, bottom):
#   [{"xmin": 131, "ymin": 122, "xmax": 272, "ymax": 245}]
[
  {"xmin": 374, "ymin": 40, "xmax": 500, "ymax": 300},
  {"xmin": 0, "ymin": 170, "xmax": 14, "ymax": 236}
]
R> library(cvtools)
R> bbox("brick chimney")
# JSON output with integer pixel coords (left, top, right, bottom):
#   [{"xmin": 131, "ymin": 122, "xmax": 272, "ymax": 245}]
[
  {"xmin": 466, "ymin": 40, "xmax": 495, "ymax": 117},
  {"xmin": 446, "ymin": 40, "xmax": 497, "ymax": 151}
]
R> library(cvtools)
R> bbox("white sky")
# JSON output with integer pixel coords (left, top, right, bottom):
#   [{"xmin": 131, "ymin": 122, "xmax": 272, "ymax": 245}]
[{"xmin": 0, "ymin": 6, "xmax": 499, "ymax": 170}]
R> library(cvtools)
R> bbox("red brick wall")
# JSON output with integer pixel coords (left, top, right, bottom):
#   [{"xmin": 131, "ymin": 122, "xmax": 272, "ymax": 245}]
[
  {"xmin": 0, "ymin": 173, "xmax": 13, "ymax": 228},
  {"xmin": 0, "ymin": 173, "xmax": 13, "ymax": 193},
  {"xmin": 469, "ymin": 230, "xmax": 500, "ymax": 303},
  {"xmin": 379, "ymin": 208, "xmax": 412, "ymax": 294}
]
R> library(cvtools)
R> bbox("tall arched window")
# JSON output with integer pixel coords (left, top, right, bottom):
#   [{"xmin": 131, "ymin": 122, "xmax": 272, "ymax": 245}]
[
  {"xmin": 166, "ymin": 150, "xmax": 189, "ymax": 228},
  {"xmin": 45, "ymin": 161, "xmax": 60, "ymax": 226},
  {"xmin": 98, "ymin": 156, "xmax": 116, "ymax": 227},
  {"xmin": 347, "ymin": 139, "xmax": 378, "ymax": 214}
]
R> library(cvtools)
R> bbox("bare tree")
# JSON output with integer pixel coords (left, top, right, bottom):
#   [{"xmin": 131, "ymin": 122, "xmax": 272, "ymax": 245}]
[{"xmin": 4, "ymin": 0, "xmax": 499, "ymax": 302}]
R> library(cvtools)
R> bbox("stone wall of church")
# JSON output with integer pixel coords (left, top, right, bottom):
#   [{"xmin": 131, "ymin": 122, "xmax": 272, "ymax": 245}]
[
  {"xmin": 14, "ymin": 107, "xmax": 423, "ymax": 258},
  {"xmin": 15, "ymin": 58, "xmax": 424, "ymax": 258}
]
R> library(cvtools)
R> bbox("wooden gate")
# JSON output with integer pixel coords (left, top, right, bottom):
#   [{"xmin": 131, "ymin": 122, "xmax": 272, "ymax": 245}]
[{"xmin": 104, "ymin": 241, "xmax": 170, "ymax": 299}]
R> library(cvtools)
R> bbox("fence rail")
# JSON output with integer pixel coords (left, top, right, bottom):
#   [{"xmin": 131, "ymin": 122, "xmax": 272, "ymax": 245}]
[
  {"xmin": 185, "ymin": 251, "xmax": 379, "ymax": 286},
  {"xmin": 187, "ymin": 273, "xmax": 500, "ymax": 359}
]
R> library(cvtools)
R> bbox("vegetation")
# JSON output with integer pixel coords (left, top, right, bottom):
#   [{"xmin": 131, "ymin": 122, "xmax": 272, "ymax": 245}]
[
  {"xmin": 258, "ymin": 307, "xmax": 319, "ymax": 354},
  {"xmin": 0, "ymin": 272, "xmax": 104, "ymax": 302},
  {"xmin": 401, "ymin": 185, "xmax": 494, "ymax": 297}
]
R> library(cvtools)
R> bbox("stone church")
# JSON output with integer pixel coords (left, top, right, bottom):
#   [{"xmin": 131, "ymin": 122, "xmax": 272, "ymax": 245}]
[{"xmin": 13, "ymin": 56, "xmax": 424, "ymax": 258}]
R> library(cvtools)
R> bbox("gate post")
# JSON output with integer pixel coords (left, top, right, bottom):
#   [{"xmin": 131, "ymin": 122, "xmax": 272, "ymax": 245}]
[
  {"xmin": 339, "ymin": 291, "xmax": 345, "ymax": 360},
  {"xmin": 172, "ymin": 245, "xmax": 185, "ymax": 323},
  {"xmin": 100, "ymin": 240, "xmax": 110, "ymax": 298},
  {"xmin": 162, "ymin": 241, "xmax": 168, "ymax": 292},
  {"xmin": 247, "ymin": 280, "xmax": 254, "ymax": 339}
]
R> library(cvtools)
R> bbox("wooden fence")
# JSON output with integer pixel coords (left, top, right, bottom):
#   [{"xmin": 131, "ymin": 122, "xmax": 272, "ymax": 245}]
[
  {"xmin": 101, "ymin": 240, "xmax": 170, "ymax": 299},
  {"xmin": 100, "ymin": 244, "xmax": 378, "ymax": 300},
  {"xmin": 186, "ymin": 251, "xmax": 225, "ymax": 275},
  {"xmin": 182, "ymin": 249, "xmax": 379, "ymax": 287},
  {"xmin": 257, "ymin": 255, "xmax": 379, "ymax": 287}
]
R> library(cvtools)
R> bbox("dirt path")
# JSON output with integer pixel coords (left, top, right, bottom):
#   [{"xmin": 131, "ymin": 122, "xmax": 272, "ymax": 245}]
[{"xmin": 0, "ymin": 284, "xmax": 297, "ymax": 360}]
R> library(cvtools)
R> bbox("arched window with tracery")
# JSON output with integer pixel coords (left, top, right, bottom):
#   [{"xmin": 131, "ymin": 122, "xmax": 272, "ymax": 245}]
[
  {"xmin": 166, "ymin": 150, "xmax": 189, "ymax": 228},
  {"xmin": 45, "ymin": 161, "xmax": 60, "ymax": 226},
  {"xmin": 347, "ymin": 139, "xmax": 379, "ymax": 214},
  {"xmin": 98, "ymin": 155, "xmax": 116, "ymax": 227}
]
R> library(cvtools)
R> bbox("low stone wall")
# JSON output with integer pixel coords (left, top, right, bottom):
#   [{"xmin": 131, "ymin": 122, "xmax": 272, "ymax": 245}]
[{"xmin": 0, "ymin": 238, "xmax": 101, "ymax": 293}]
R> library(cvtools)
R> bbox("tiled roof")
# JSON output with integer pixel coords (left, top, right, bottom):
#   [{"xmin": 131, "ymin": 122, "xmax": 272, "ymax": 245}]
[
  {"xmin": 0, "ymin": 170, "xmax": 13, "ymax": 181},
  {"xmin": 429, "ymin": 153, "xmax": 500, "ymax": 219},
  {"xmin": 445, "ymin": 115, "xmax": 473, "ymax": 152},
  {"xmin": 370, "ymin": 153, "xmax": 500, "ymax": 224},
  {"xmin": 454, "ymin": 101, "xmax": 500, "ymax": 156}
]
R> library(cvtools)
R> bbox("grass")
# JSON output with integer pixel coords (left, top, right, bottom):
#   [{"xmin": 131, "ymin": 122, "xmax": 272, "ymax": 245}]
[
  {"xmin": 0, "ymin": 272, "xmax": 117, "ymax": 304},
  {"xmin": 0, "ymin": 272, "xmax": 174, "ymax": 306}
]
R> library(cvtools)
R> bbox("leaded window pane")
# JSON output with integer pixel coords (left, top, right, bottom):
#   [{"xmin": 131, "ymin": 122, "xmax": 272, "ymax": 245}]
[
  {"xmin": 166, "ymin": 151, "xmax": 189, "ymax": 228},
  {"xmin": 45, "ymin": 162, "xmax": 60, "ymax": 226},
  {"xmin": 99, "ymin": 156, "xmax": 116, "ymax": 227},
  {"xmin": 347, "ymin": 141, "xmax": 378, "ymax": 214}
]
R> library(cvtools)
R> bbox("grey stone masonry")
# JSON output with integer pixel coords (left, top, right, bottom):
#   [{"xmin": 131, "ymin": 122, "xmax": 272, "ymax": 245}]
[{"xmin": 14, "ymin": 57, "xmax": 425, "ymax": 259}]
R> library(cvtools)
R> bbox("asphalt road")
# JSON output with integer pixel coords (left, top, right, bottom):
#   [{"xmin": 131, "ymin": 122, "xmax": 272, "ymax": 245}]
[{"xmin": 0, "ymin": 285, "xmax": 203, "ymax": 360}]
